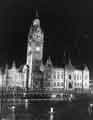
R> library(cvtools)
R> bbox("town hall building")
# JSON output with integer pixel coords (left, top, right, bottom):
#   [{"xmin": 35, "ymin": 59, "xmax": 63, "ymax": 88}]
[
  {"xmin": 0, "ymin": 14, "xmax": 90, "ymax": 94},
  {"xmin": 23, "ymin": 15, "xmax": 90, "ymax": 92}
]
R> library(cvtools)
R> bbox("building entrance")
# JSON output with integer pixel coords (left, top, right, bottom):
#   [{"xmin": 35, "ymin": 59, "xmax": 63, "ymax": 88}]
[{"xmin": 68, "ymin": 82, "xmax": 73, "ymax": 90}]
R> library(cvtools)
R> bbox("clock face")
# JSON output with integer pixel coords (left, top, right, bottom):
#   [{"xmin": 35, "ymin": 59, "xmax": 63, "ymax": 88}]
[
  {"xmin": 36, "ymin": 46, "xmax": 41, "ymax": 51},
  {"xmin": 33, "ymin": 32, "xmax": 41, "ymax": 41}
]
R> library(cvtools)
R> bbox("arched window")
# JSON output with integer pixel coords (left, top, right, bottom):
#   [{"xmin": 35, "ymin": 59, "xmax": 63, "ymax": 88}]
[
  {"xmin": 61, "ymin": 72, "xmax": 64, "ymax": 79},
  {"xmin": 69, "ymin": 74, "xmax": 71, "ymax": 80},
  {"xmin": 69, "ymin": 82, "xmax": 72, "ymax": 88},
  {"xmin": 77, "ymin": 75, "xmax": 79, "ymax": 80},
  {"xmin": 53, "ymin": 72, "xmax": 56, "ymax": 79},
  {"xmin": 74, "ymin": 74, "xmax": 76, "ymax": 80},
  {"xmin": 57, "ymin": 82, "xmax": 60, "ymax": 86},
  {"xmin": 57, "ymin": 72, "xmax": 60, "ymax": 79}
]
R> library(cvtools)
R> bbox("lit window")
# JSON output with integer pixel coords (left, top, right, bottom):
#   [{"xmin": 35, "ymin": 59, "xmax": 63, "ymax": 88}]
[
  {"xmin": 53, "ymin": 73, "xmax": 56, "ymax": 79},
  {"xmin": 80, "ymin": 75, "xmax": 82, "ymax": 80},
  {"xmin": 74, "ymin": 74, "xmax": 76, "ymax": 80},
  {"xmin": 57, "ymin": 82, "xmax": 60, "ymax": 86},
  {"xmin": 61, "ymin": 73, "xmax": 64, "ymax": 79},
  {"xmin": 77, "ymin": 75, "xmax": 79, "ymax": 80},
  {"xmin": 57, "ymin": 73, "xmax": 60, "ymax": 79}
]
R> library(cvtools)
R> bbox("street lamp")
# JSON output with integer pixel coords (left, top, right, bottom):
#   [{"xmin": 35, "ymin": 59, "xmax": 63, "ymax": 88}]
[
  {"xmin": 48, "ymin": 107, "xmax": 55, "ymax": 120},
  {"xmin": 88, "ymin": 103, "xmax": 93, "ymax": 115}
]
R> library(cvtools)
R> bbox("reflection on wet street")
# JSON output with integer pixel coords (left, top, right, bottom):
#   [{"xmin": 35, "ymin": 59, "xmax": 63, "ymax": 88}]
[{"xmin": 1, "ymin": 97, "xmax": 93, "ymax": 120}]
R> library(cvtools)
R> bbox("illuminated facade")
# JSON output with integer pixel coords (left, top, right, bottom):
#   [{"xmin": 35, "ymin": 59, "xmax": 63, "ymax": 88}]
[
  {"xmin": 73, "ymin": 70, "xmax": 83, "ymax": 89},
  {"xmin": 43, "ymin": 57, "xmax": 65, "ymax": 91},
  {"xmin": 51, "ymin": 68, "xmax": 65, "ymax": 90},
  {"xmin": 43, "ymin": 58, "xmax": 90, "ymax": 91},
  {"xmin": 24, "ymin": 15, "xmax": 90, "ymax": 92},
  {"xmin": 0, "ymin": 62, "xmax": 24, "ymax": 88},
  {"xmin": 0, "ymin": 14, "xmax": 90, "ymax": 93},
  {"xmin": 26, "ymin": 15, "xmax": 44, "ymax": 90}
]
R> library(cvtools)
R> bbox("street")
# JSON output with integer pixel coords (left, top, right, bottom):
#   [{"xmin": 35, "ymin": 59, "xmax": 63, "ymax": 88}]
[{"xmin": 1, "ymin": 96, "xmax": 93, "ymax": 120}]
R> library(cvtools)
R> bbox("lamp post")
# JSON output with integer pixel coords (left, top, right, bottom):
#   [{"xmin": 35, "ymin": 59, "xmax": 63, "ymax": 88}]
[
  {"xmin": 25, "ymin": 98, "xmax": 29, "ymax": 110},
  {"xmin": 88, "ymin": 103, "xmax": 93, "ymax": 116},
  {"xmin": 48, "ymin": 107, "xmax": 55, "ymax": 120},
  {"xmin": 11, "ymin": 86, "xmax": 16, "ymax": 120},
  {"xmin": 10, "ymin": 105, "xmax": 16, "ymax": 120}
]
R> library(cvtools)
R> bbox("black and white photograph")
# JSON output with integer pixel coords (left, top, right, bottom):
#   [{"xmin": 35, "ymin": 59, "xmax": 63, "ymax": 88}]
[{"xmin": 0, "ymin": 0, "xmax": 91, "ymax": 120}]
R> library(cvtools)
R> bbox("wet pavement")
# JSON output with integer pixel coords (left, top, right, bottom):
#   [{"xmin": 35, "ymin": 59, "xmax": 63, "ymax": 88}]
[{"xmin": 1, "ymin": 96, "xmax": 93, "ymax": 120}]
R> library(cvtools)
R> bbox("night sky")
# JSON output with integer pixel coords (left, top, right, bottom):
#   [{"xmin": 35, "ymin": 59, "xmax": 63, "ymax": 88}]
[{"xmin": 0, "ymin": 0, "xmax": 91, "ymax": 74}]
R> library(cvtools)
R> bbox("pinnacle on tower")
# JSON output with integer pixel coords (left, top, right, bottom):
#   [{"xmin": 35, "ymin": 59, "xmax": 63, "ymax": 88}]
[
  {"xmin": 84, "ymin": 64, "xmax": 89, "ymax": 71},
  {"xmin": 33, "ymin": 10, "xmax": 40, "ymax": 26},
  {"xmin": 40, "ymin": 62, "xmax": 45, "ymax": 72},
  {"xmin": 5, "ymin": 64, "xmax": 8, "ymax": 73},
  {"xmin": 63, "ymin": 50, "xmax": 66, "ymax": 65},
  {"xmin": 35, "ymin": 9, "xmax": 39, "ymax": 19},
  {"xmin": 12, "ymin": 61, "xmax": 16, "ymax": 69},
  {"xmin": 46, "ymin": 56, "xmax": 53, "ymax": 66},
  {"xmin": 68, "ymin": 58, "xmax": 74, "ymax": 70},
  {"xmin": 65, "ymin": 52, "xmax": 74, "ymax": 70},
  {"xmin": 68, "ymin": 58, "xmax": 71, "ymax": 66}
]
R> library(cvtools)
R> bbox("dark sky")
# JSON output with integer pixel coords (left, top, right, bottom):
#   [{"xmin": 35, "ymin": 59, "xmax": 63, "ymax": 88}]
[{"xmin": 0, "ymin": 0, "xmax": 91, "ymax": 69}]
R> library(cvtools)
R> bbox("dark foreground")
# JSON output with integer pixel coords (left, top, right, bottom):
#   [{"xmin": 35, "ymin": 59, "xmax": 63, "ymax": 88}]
[
  {"xmin": 1, "ymin": 96, "xmax": 93, "ymax": 120},
  {"xmin": 15, "ymin": 101, "xmax": 92, "ymax": 120}
]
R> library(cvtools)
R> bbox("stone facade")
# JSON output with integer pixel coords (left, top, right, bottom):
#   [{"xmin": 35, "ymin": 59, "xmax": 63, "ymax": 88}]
[
  {"xmin": 24, "ymin": 16, "xmax": 90, "ymax": 92},
  {"xmin": 0, "ymin": 15, "xmax": 90, "ymax": 94},
  {"xmin": 0, "ymin": 62, "xmax": 24, "ymax": 88},
  {"xmin": 43, "ymin": 58, "xmax": 90, "ymax": 92}
]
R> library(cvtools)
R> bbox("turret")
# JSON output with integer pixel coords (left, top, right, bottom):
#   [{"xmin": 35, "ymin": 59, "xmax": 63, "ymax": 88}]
[
  {"xmin": 45, "ymin": 56, "xmax": 53, "ymax": 68},
  {"xmin": 12, "ymin": 61, "xmax": 16, "ymax": 70}
]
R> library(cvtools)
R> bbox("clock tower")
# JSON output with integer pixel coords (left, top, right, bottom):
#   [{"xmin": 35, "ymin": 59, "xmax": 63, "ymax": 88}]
[{"xmin": 26, "ymin": 14, "xmax": 44, "ymax": 89}]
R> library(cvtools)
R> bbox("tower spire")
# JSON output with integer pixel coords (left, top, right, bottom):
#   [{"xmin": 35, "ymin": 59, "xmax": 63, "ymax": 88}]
[
  {"xmin": 26, "ymin": 12, "xmax": 44, "ymax": 90},
  {"xmin": 35, "ymin": 9, "xmax": 39, "ymax": 19},
  {"xmin": 63, "ymin": 50, "xmax": 66, "ymax": 65},
  {"xmin": 68, "ymin": 52, "xmax": 71, "ymax": 64},
  {"xmin": 33, "ymin": 10, "xmax": 40, "ymax": 26},
  {"xmin": 12, "ymin": 61, "xmax": 16, "ymax": 69},
  {"xmin": 68, "ymin": 58, "xmax": 71, "ymax": 65}
]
